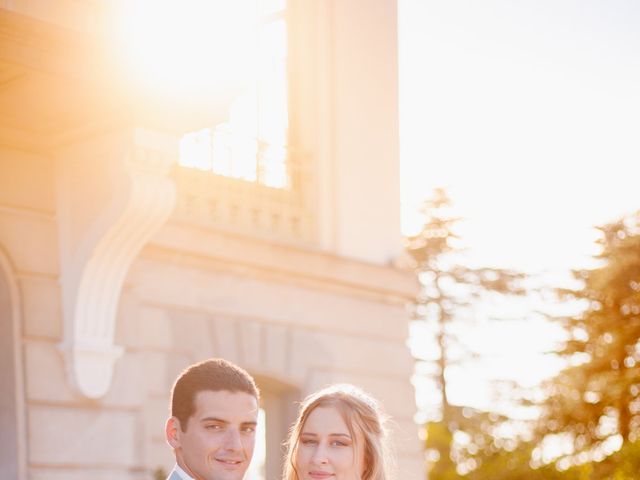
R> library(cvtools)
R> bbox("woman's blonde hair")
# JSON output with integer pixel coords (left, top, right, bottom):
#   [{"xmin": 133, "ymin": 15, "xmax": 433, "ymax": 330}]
[{"xmin": 283, "ymin": 384, "xmax": 393, "ymax": 480}]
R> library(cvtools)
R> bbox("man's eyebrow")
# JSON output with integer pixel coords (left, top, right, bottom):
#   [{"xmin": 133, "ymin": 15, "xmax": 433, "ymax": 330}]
[
  {"xmin": 200, "ymin": 417, "xmax": 258, "ymax": 425},
  {"xmin": 200, "ymin": 417, "xmax": 229, "ymax": 424}
]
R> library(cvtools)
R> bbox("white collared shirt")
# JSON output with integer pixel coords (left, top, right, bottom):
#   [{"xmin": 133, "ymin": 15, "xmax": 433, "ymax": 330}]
[{"xmin": 174, "ymin": 464, "xmax": 195, "ymax": 480}]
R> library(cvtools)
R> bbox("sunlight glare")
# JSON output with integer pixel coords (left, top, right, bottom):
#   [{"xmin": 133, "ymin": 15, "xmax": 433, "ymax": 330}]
[
  {"xmin": 176, "ymin": 5, "xmax": 289, "ymax": 189},
  {"xmin": 245, "ymin": 408, "xmax": 266, "ymax": 480},
  {"xmin": 115, "ymin": 0, "xmax": 256, "ymax": 97}
]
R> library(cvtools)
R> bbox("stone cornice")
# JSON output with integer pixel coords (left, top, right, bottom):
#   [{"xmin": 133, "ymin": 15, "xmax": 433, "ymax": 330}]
[
  {"xmin": 0, "ymin": 8, "xmax": 112, "ymax": 83},
  {"xmin": 146, "ymin": 222, "xmax": 418, "ymax": 303},
  {"xmin": 0, "ymin": 8, "xmax": 243, "ymax": 146}
]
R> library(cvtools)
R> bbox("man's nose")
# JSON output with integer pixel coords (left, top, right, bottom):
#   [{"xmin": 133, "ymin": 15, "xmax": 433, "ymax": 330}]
[{"xmin": 222, "ymin": 428, "xmax": 243, "ymax": 451}]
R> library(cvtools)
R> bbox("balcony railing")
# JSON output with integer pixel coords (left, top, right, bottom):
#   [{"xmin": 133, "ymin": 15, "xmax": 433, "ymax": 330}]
[{"xmin": 171, "ymin": 145, "xmax": 315, "ymax": 245}]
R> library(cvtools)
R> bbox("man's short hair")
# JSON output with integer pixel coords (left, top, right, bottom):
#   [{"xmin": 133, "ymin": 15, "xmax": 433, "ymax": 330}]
[{"xmin": 170, "ymin": 358, "xmax": 259, "ymax": 430}]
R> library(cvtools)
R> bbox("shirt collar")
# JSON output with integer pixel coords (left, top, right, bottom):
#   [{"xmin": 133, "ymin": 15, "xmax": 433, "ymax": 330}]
[{"xmin": 174, "ymin": 464, "xmax": 195, "ymax": 480}]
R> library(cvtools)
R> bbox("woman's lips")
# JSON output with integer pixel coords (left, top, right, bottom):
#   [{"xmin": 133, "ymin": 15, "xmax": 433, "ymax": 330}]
[{"xmin": 309, "ymin": 471, "xmax": 334, "ymax": 479}]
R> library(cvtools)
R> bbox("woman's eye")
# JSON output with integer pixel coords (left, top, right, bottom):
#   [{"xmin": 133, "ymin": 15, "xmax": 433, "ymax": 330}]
[
  {"xmin": 301, "ymin": 439, "xmax": 317, "ymax": 446},
  {"xmin": 331, "ymin": 441, "xmax": 348, "ymax": 447}
]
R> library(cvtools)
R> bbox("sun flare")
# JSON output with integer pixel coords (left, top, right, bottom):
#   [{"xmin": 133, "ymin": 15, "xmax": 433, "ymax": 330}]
[{"xmin": 114, "ymin": 0, "xmax": 257, "ymax": 97}]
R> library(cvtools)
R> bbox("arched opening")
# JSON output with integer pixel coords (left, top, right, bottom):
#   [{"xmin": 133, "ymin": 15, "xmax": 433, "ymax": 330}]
[
  {"xmin": 248, "ymin": 375, "xmax": 301, "ymax": 480},
  {"xmin": 0, "ymin": 251, "xmax": 26, "ymax": 479}
]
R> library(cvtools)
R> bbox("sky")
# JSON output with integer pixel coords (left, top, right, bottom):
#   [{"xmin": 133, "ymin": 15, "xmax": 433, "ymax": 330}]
[
  {"xmin": 399, "ymin": 0, "xmax": 640, "ymax": 272},
  {"xmin": 398, "ymin": 0, "xmax": 640, "ymax": 417}
]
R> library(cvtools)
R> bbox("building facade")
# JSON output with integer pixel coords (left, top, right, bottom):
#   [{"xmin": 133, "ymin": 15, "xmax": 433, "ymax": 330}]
[{"xmin": 0, "ymin": 1, "xmax": 423, "ymax": 479}]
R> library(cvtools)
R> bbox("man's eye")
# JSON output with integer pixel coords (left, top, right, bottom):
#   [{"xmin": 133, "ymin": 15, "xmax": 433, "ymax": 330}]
[
  {"xmin": 242, "ymin": 426, "xmax": 256, "ymax": 434},
  {"xmin": 205, "ymin": 424, "xmax": 222, "ymax": 430}
]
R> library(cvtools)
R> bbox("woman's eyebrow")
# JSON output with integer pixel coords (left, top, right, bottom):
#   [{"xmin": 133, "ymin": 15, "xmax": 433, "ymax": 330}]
[{"xmin": 300, "ymin": 432, "xmax": 352, "ymax": 439}]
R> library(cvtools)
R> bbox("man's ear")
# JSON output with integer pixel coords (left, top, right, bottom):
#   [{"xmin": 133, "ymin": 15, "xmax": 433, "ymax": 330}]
[{"xmin": 165, "ymin": 417, "xmax": 182, "ymax": 449}]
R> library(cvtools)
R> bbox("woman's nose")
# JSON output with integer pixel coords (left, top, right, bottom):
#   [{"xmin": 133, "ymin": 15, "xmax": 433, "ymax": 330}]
[{"xmin": 311, "ymin": 445, "xmax": 329, "ymax": 464}]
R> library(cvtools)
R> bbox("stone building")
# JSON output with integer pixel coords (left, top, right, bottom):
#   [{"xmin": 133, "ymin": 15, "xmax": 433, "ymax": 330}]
[{"xmin": 0, "ymin": 1, "xmax": 422, "ymax": 479}]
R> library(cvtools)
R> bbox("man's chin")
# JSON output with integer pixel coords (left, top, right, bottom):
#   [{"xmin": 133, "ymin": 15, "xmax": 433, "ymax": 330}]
[{"xmin": 205, "ymin": 469, "xmax": 249, "ymax": 480}]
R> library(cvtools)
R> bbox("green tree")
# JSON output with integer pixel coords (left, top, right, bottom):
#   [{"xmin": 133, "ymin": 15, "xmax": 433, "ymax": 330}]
[
  {"xmin": 405, "ymin": 188, "xmax": 527, "ymax": 478},
  {"xmin": 536, "ymin": 211, "xmax": 640, "ymax": 469}
]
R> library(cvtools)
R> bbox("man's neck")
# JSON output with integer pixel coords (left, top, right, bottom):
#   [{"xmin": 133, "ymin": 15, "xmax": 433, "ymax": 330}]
[{"xmin": 174, "ymin": 463, "xmax": 195, "ymax": 480}]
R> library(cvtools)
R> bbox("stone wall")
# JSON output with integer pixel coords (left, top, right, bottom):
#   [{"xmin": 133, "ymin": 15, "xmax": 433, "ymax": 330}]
[
  {"xmin": 0, "ymin": 151, "xmax": 422, "ymax": 479},
  {"xmin": 0, "ymin": 1, "xmax": 425, "ymax": 478}
]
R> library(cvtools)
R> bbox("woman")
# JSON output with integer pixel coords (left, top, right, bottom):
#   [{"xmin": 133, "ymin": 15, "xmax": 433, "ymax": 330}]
[{"xmin": 284, "ymin": 384, "xmax": 393, "ymax": 480}]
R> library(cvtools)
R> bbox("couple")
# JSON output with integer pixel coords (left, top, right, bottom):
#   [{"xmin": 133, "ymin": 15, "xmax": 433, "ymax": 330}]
[{"xmin": 165, "ymin": 358, "xmax": 392, "ymax": 480}]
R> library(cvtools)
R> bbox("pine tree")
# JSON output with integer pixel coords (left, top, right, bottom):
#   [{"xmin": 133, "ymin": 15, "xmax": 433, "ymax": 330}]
[
  {"xmin": 406, "ymin": 188, "xmax": 526, "ymax": 478},
  {"xmin": 537, "ymin": 211, "xmax": 640, "ymax": 463}
]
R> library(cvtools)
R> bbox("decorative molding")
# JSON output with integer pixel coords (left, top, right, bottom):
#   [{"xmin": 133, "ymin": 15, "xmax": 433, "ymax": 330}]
[
  {"xmin": 0, "ymin": 246, "xmax": 27, "ymax": 480},
  {"xmin": 56, "ymin": 128, "xmax": 177, "ymax": 398}
]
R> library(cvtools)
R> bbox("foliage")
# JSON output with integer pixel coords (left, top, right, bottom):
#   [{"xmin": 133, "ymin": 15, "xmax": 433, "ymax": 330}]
[
  {"xmin": 408, "ymin": 192, "xmax": 640, "ymax": 479},
  {"xmin": 462, "ymin": 211, "xmax": 640, "ymax": 479},
  {"xmin": 424, "ymin": 407, "xmax": 520, "ymax": 479},
  {"xmin": 406, "ymin": 188, "xmax": 527, "ymax": 478},
  {"xmin": 468, "ymin": 439, "xmax": 640, "ymax": 479},
  {"xmin": 537, "ymin": 212, "xmax": 640, "ymax": 462}
]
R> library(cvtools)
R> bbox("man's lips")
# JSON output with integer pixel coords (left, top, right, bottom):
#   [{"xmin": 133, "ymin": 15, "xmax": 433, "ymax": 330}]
[{"xmin": 215, "ymin": 458, "xmax": 244, "ymax": 468}]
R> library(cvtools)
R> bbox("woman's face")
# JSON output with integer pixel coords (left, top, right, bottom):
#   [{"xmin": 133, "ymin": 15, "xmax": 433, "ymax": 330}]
[{"xmin": 295, "ymin": 406, "xmax": 365, "ymax": 480}]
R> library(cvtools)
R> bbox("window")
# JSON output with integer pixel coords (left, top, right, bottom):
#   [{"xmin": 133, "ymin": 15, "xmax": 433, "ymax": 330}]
[{"xmin": 179, "ymin": 0, "xmax": 289, "ymax": 189}]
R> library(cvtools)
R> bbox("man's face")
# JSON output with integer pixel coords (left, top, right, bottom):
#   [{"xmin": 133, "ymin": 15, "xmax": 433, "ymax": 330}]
[{"xmin": 166, "ymin": 390, "xmax": 259, "ymax": 480}]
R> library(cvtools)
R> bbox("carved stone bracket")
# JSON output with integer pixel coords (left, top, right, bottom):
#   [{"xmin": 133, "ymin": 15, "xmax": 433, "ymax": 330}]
[{"xmin": 56, "ymin": 128, "xmax": 177, "ymax": 398}]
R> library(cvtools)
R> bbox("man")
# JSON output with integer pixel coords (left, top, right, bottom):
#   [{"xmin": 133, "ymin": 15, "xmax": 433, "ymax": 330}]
[{"xmin": 165, "ymin": 358, "xmax": 260, "ymax": 480}]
